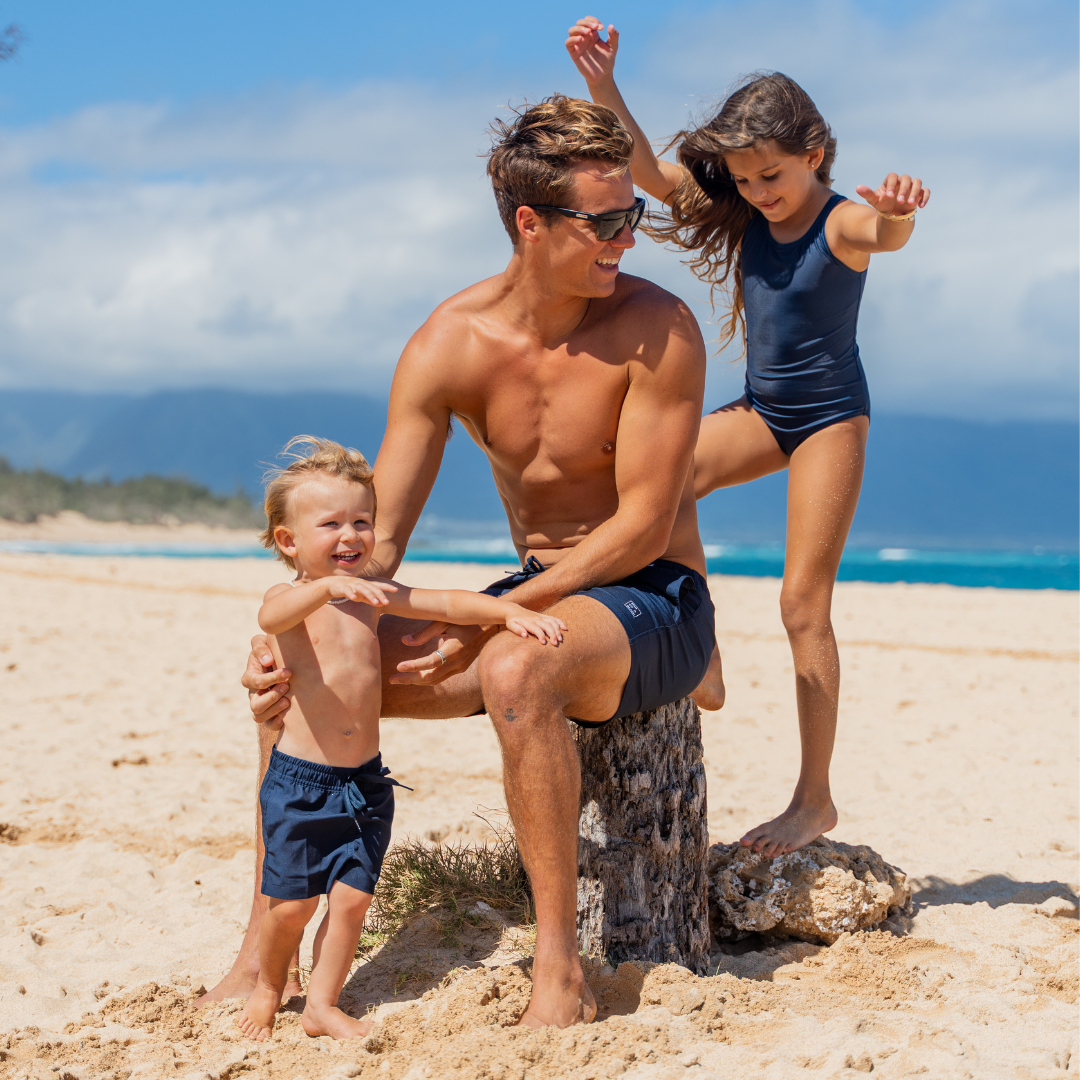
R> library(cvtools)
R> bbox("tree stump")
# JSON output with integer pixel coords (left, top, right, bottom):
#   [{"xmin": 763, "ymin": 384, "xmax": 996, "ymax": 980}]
[{"xmin": 574, "ymin": 697, "xmax": 710, "ymax": 975}]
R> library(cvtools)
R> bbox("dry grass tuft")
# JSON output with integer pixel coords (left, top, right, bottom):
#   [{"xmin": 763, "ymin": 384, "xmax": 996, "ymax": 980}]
[{"xmin": 360, "ymin": 820, "xmax": 532, "ymax": 955}]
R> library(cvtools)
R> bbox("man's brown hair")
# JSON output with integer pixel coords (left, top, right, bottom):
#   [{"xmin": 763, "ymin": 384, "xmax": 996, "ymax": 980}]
[{"xmin": 486, "ymin": 93, "xmax": 634, "ymax": 244}]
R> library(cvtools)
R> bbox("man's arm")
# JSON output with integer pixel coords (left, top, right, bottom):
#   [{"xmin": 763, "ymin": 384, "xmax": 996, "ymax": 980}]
[
  {"xmin": 366, "ymin": 318, "xmax": 458, "ymax": 580},
  {"xmin": 500, "ymin": 289, "xmax": 705, "ymax": 613}
]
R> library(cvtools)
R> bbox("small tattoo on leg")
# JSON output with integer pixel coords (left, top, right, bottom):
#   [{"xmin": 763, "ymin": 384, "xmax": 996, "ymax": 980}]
[{"xmin": 504, "ymin": 708, "xmax": 517, "ymax": 723}]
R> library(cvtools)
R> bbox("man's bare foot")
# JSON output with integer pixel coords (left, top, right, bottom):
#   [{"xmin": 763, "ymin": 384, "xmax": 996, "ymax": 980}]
[
  {"xmin": 740, "ymin": 799, "xmax": 838, "ymax": 858},
  {"xmin": 301, "ymin": 1003, "xmax": 373, "ymax": 1040},
  {"xmin": 237, "ymin": 983, "xmax": 282, "ymax": 1042},
  {"xmin": 518, "ymin": 979, "xmax": 597, "ymax": 1029},
  {"xmin": 690, "ymin": 644, "xmax": 725, "ymax": 712},
  {"xmin": 196, "ymin": 961, "xmax": 302, "ymax": 1008}
]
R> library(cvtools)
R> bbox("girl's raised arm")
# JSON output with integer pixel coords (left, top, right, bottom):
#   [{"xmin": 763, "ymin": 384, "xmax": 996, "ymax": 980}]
[{"xmin": 566, "ymin": 16, "xmax": 684, "ymax": 205}]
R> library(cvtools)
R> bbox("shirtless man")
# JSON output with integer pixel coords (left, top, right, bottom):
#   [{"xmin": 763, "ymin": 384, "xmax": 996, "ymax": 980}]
[{"xmin": 212, "ymin": 94, "xmax": 714, "ymax": 1028}]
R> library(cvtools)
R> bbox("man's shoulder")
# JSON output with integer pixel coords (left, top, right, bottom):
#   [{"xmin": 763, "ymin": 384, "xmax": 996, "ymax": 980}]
[
  {"xmin": 414, "ymin": 275, "xmax": 504, "ymax": 340},
  {"xmin": 606, "ymin": 273, "xmax": 697, "ymax": 324}
]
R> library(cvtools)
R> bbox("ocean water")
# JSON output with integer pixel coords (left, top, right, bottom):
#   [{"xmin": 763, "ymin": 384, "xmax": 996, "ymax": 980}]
[{"xmin": 0, "ymin": 539, "xmax": 1076, "ymax": 591}]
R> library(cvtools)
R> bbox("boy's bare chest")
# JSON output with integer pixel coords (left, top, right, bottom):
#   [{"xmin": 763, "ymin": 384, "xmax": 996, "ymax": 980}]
[{"xmin": 273, "ymin": 604, "xmax": 381, "ymax": 693}]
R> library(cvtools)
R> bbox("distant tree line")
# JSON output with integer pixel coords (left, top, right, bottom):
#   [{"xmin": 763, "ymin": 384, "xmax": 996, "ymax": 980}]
[{"xmin": 0, "ymin": 459, "xmax": 263, "ymax": 528}]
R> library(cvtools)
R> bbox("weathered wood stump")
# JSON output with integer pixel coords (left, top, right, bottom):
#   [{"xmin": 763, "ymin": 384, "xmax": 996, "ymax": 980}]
[{"xmin": 574, "ymin": 697, "xmax": 710, "ymax": 975}]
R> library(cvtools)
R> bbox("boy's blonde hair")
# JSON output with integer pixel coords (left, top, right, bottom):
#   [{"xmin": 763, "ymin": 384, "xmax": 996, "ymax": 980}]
[{"xmin": 260, "ymin": 435, "xmax": 376, "ymax": 569}]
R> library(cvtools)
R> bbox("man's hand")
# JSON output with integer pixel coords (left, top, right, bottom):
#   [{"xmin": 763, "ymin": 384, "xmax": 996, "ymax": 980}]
[
  {"xmin": 855, "ymin": 173, "xmax": 930, "ymax": 216},
  {"xmin": 566, "ymin": 16, "xmax": 619, "ymax": 88},
  {"xmin": 390, "ymin": 621, "xmax": 496, "ymax": 686},
  {"xmin": 242, "ymin": 635, "xmax": 292, "ymax": 727}
]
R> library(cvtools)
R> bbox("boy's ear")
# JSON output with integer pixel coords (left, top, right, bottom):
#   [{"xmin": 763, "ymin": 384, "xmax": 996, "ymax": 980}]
[{"xmin": 273, "ymin": 524, "xmax": 298, "ymax": 558}]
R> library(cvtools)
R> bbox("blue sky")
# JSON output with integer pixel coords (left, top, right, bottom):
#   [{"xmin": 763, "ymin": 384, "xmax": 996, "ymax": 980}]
[{"xmin": 0, "ymin": 0, "xmax": 1076, "ymax": 418}]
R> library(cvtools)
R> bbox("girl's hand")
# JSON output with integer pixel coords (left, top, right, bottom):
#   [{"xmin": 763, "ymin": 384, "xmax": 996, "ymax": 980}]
[
  {"xmin": 855, "ymin": 173, "xmax": 930, "ymax": 216},
  {"xmin": 566, "ymin": 16, "xmax": 619, "ymax": 87},
  {"xmin": 326, "ymin": 577, "xmax": 398, "ymax": 607},
  {"xmin": 504, "ymin": 609, "xmax": 568, "ymax": 646}
]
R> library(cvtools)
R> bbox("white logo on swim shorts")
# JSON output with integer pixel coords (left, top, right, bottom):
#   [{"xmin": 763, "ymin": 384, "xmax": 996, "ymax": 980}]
[{"xmin": 624, "ymin": 600, "xmax": 643, "ymax": 618}]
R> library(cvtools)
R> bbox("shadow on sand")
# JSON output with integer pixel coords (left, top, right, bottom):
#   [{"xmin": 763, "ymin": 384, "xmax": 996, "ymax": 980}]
[{"xmin": 910, "ymin": 873, "xmax": 1078, "ymax": 910}]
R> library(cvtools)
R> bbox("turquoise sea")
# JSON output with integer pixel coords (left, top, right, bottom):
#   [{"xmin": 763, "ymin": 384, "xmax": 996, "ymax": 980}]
[{"xmin": 0, "ymin": 540, "xmax": 1076, "ymax": 591}]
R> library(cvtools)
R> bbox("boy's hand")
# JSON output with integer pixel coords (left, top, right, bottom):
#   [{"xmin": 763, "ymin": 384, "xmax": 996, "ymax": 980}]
[
  {"xmin": 505, "ymin": 608, "xmax": 567, "ymax": 646},
  {"xmin": 566, "ymin": 16, "xmax": 619, "ymax": 87},
  {"xmin": 326, "ymin": 578, "xmax": 398, "ymax": 607},
  {"xmin": 855, "ymin": 173, "xmax": 930, "ymax": 216}
]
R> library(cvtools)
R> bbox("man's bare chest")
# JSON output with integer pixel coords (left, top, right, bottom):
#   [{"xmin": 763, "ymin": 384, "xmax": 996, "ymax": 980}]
[{"xmin": 450, "ymin": 348, "xmax": 630, "ymax": 477}]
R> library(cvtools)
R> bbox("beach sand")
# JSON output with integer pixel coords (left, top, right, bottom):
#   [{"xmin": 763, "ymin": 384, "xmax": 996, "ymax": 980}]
[{"xmin": 0, "ymin": 550, "xmax": 1076, "ymax": 1078}]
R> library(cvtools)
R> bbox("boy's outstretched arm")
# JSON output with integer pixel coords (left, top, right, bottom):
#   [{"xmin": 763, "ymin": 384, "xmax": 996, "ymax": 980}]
[
  {"xmin": 565, "ymin": 16, "xmax": 683, "ymax": 204},
  {"xmin": 258, "ymin": 578, "xmax": 398, "ymax": 635},
  {"xmin": 381, "ymin": 586, "xmax": 566, "ymax": 646}
]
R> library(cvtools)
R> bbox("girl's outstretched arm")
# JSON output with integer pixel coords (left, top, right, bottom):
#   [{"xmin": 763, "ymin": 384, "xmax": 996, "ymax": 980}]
[
  {"xmin": 835, "ymin": 172, "xmax": 931, "ymax": 255},
  {"xmin": 566, "ymin": 16, "xmax": 684, "ymax": 204}
]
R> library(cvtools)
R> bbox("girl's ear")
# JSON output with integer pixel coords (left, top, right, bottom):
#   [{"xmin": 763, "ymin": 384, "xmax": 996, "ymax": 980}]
[
  {"xmin": 274, "ymin": 524, "xmax": 299, "ymax": 558},
  {"xmin": 807, "ymin": 146, "xmax": 825, "ymax": 171}
]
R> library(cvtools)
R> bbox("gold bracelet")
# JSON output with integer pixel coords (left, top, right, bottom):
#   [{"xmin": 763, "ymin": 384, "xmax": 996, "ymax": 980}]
[{"xmin": 879, "ymin": 207, "xmax": 917, "ymax": 222}]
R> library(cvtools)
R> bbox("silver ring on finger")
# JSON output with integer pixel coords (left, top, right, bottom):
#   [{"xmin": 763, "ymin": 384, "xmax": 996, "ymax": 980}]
[{"xmin": 435, "ymin": 648, "xmax": 447, "ymax": 667}]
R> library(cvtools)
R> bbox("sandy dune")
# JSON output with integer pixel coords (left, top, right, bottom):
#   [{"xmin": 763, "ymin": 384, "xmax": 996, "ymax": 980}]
[{"xmin": 0, "ymin": 553, "xmax": 1076, "ymax": 1078}]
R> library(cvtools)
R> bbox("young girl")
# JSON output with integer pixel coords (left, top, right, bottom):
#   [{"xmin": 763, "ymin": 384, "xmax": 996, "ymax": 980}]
[
  {"xmin": 567, "ymin": 17, "xmax": 929, "ymax": 858},
  {"xmin": 237, "ymin": 436, "xmax": 565, "ymax": 1042}
]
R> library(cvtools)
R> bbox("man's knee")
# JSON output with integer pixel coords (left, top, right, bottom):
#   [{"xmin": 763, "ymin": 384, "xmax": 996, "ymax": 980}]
[{"xmin": 478, "ymin": 633, "xmax": 556, "ymax": 717}]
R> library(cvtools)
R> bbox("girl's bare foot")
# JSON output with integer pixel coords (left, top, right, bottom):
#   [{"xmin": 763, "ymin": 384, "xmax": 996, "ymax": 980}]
[
  {"xmin": 740, "ymin": 799, "xmax": 838, "ymax": 858},
  {"xmin": 301, "ymin": 1003, "xmax": 373, "ymax": 1040},
  {"xmin": 691, "ymin": 644, "xmax": 725, "ymax": 712},
  {"xmin": 237, "ymin": 982, "xmax": 283, "ymax": 1042}
]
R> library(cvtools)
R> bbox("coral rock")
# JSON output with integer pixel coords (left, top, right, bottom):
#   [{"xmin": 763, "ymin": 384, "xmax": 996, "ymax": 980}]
[{"xmin": 707, "ymin": 838, "xmax": 911, "ymax": 945}]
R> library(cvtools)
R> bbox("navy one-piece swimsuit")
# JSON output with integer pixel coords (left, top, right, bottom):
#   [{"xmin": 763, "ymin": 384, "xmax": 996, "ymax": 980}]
[{"xmin": 741, "ymin": 192, "xmax": 870, "ymax": 456}]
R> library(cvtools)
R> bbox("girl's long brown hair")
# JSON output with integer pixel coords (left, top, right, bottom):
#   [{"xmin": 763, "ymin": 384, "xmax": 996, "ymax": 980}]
[{"xmin": 646, "ymin": 72, "xmax": 836, "ymax": 350}]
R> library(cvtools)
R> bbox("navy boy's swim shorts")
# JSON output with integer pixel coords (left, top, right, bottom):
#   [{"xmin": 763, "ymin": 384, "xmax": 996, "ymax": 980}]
[
  {"xmin": 482, "ymin": 557, "xmax": 716, "ymax": 725},
  {"xmin": 260, "ymin": 746, "xmax": 402, "ymax": 900}
]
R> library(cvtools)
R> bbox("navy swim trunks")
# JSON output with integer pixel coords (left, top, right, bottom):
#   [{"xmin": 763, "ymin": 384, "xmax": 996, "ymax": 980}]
[
  {"xmin": 260, "ymin": 747, "xmax": 409, "ymax": 900},
  {"xmin": 482, "ymin": 557, "xmax": 716, "ymax": 725}
]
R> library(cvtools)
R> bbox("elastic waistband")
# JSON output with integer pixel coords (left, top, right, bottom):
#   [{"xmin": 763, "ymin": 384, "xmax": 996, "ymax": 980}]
[
  {"xmin": 268, "ymin": 746, "xmax": 384, "ymax": 790},
  {"xmin": 648, "ymin": 558, "xmax": 708, "ymax": 587}
]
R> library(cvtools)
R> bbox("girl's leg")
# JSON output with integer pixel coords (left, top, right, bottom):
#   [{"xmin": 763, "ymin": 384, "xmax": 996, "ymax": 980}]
[
  {"xmin": 692, "ymin": 398, "xmax": 790, "ymax": 710},
  {"xmin": 741, "ymin": 415, "xmax": 869, "ymax": 856},
  {"xmin": 301, "ymin": 880, "xmax": 374, "ymax": 1040},
  {"xmin": 238, "ymin": 895, "xmax": 319, "ymax": 1041}
]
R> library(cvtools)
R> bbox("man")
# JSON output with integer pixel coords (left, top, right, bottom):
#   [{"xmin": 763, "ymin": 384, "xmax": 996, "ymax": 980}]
[{"xmin": 209, "ymin": 94, "xmax": 713, "ymax": 1028}]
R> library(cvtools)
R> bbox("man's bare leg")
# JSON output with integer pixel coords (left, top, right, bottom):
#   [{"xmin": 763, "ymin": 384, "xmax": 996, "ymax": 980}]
[
  {"xmin": 477, "ymin": 595, "xmax": 631, "ymax": 1028},
  {"xmin": 197, "ymin": 717, "xmax": 304, "ymax": 1005}
]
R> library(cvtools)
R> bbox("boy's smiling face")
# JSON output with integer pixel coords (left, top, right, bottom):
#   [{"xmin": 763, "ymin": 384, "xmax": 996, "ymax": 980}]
[{"xmin": 273, "ymin": 475, "xmax": 376, "ymax": 579}]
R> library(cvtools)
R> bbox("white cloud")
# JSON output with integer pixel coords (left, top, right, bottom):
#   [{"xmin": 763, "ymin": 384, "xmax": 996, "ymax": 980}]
[{"xmin": 0, "ymin": 0, "xmax": 1075, "ymax": 417}]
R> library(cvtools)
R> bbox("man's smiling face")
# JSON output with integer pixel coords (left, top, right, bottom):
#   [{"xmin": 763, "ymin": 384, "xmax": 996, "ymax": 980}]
[{"xmin": 535, "ymin": 161, "xmax": 637, "ymax": 298}]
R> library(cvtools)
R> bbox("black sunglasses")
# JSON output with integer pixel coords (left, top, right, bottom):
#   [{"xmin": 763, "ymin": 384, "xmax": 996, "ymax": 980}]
[{"xmin": 528, "ymin": 196, "xmax": 646, "ymax": 241}]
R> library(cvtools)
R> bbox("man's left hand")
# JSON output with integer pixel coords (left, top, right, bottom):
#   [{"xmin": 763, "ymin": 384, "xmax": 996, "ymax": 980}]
[{"xmin": 390, "ymin": 621, "xmax": 496, "ymax": 684}]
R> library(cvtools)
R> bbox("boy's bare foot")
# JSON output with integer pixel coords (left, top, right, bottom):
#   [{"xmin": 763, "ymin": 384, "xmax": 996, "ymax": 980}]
[
  {"xmin": 517, "ymin": 976, "xmax": 597, "ymax": 1029},
  {"xmin": 301, "ymin": 1003, "xmax": 373, "ymax": 1040},
  {"xmin": 740, "ymin": 799, "xmax": 838, "ymax": 858},
  {"xmin": 196, "ymin": 958, "xmax": 302, "ymax": 1007},
  {"xmin": 237, "ymin": 983, "xmax": 283, "ymax": 1042},
  {"xmin": 690, "ymin": 644, "xmax": 725, "ymax": 712}
]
